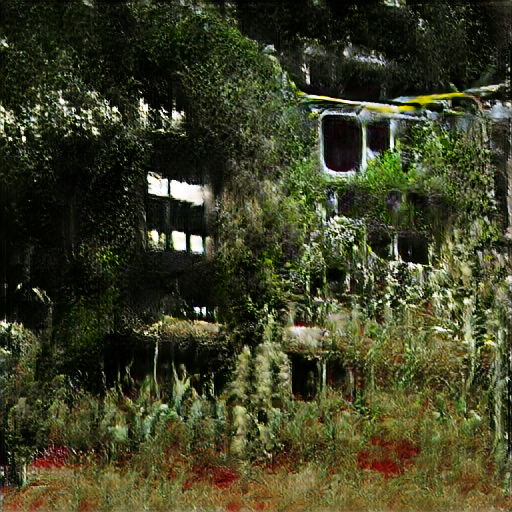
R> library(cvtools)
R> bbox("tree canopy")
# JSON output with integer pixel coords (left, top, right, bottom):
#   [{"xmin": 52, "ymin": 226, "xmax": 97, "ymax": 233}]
[
  {"xmin": 234, "ymin": 0, "xmax": 511, "ymax": 98},
  {"xmin": 1, "ymin": 1, "xmax": 319, "ymax": 347}
]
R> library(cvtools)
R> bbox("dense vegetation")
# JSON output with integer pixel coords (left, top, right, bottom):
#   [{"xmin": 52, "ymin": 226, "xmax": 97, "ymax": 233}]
[
  {"xmin": 0, "ymin": 1, "xmax": 510, "ymax": 510},
  {"xmin": 233, "ymin": 0, "xmax": 511, "ymax": 98}
]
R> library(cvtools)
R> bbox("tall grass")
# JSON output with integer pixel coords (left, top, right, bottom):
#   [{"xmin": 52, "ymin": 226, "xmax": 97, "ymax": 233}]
[{"xmin": 2, "ymin": 386, "xmax": 509, "ymax": 511}]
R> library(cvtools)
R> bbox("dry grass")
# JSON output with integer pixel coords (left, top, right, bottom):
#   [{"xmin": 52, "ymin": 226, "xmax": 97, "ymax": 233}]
[
  {"xmin": 3, "ymin": 386, "xmax": 510, "ymax": 512},
  {"xmin": 2, "ymin": 458, "xmax": 509, "ymax": 511}
]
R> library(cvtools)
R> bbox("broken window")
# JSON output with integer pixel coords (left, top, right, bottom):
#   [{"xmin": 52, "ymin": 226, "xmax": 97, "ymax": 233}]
[
  {"xmin": 148, "ymin": 173, "xmax": 169, "ymax": 197},
  {"xmin": 146, "ymin": 195, "xmax": 170, "ymax": 250},
  {"xmin": 368, "ymin": 232, "xmax": 393, "ymax": 260},
  {"xmin": 322, "ymin": 116, "xmax": 362, "ymax": 172}
]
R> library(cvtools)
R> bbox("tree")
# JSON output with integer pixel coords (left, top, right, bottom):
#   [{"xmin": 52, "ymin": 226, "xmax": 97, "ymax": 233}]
[
  {"xmin": 233, "ymin": 0, "xmax": 511, "ymax": 98},
  {"xmin": 1, "ymin": 1, "xmax": 322, "ymax": 363}
]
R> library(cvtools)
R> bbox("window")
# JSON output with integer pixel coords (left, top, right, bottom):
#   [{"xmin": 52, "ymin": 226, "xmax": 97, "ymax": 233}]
[
  {"xmin": 322, "ymin": 115, "xmax": 392, "ymax": 174},
  {"xmin": 146, "ymin": 173, "xmax": 210, "ymax": 253},
  {"xmin": 322, "ymin": 115, "xmax": 362, "ymax": 173},
  {"xmin": 367, "ymin": 121, "xmax": 390, "ymax": 154},
  {"xmin": 398, "ymin": 235, "xmax": 429, "ymax": 264}
]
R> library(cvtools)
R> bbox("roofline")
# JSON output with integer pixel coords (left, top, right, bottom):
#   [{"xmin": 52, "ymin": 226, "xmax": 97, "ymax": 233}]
[{"xmin": 299, "ymin": 91, "xmax": 481, "ymax": 115}]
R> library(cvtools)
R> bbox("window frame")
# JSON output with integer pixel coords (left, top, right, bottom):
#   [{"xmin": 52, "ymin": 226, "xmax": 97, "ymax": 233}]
[
  {"xmin": 320, "ymin": 109, "xmax": 405, "ymax": 177},
  {"xmin": 320, "ymin": 110, "xmax": 363, "ymax": 177}
]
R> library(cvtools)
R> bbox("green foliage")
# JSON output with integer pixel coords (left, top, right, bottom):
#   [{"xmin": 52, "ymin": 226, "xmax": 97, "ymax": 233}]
[
  {"xmin": 1, "ymin": 1, "xmax": 324, "ymax": 350},
  {"xmin": 157, "ymin": 11, "xmax": 324, "ymax": 340},
  {"xmin": 406, "ymin": 119, "xmax": 498, "ymax": 222},
  {"xmin": 327, "ymin": 117, "xmax": 500, "ymax": 236},
  {"xmin": 223, "ymin": 328, "xmax": 292, "ymax": 460},
  {"xmin": 214, "ymin": 160, "xmax": 322, "ymax": 340},
  {"xmin": 234, "ymin": 1, "xmax": 510, "ymax": 97},
  {"xmin": 352, "ymin": 150, "xmax": 414, "ymax": 195}
]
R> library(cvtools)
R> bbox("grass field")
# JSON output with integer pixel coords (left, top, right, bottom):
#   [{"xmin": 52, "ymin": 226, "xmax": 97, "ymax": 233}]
[{"xmin": 2, "ymin": 386, "xmax": 510, "ymax": 511}]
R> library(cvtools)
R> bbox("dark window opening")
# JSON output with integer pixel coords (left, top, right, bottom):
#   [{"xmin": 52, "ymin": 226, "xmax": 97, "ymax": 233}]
[
  {"xmin": 396, "ymin": 119, "xmax": 421, "ymax": 172},
  {"xmin": 338, "ymin": 190, "xmax": 355, "ymax": 214},
  {"xmin": 323, "ymin": 116, "xmax": 362, "ymax": 172},
  {"xmin": 367, "ymin": 121, "xmax": 390, "ymax": 154},
  {"xmin": 398, "ymin": 235, "xmax": 429, "ymax": 264},
  {"xmin": 326, "ymin": 359, "xmax": 347, "ymax": 389},
  {"xmin": 368, "ymin": 233, "xmax": 392, "ymax": 260},
  {"xmin": 146, "ymin": 196, "xmax": 169, "ymax": 235},
  {"xmin": 290, "ymin": 355, "xmax": 318, "ymax": 400},
  {"xmin": 326, "ymin": 266, "xmax": 345, "ymax": 283}
]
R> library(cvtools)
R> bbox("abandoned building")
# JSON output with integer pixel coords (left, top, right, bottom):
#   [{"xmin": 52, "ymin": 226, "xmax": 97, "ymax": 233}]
[
  {"xmin": 142, "ymin": 87, "xmax": 511, "ymax": 301},
  {"xmin": 121, "ymin": 86, "xmax": 511, "ymax": 401},
  {"xmin": 3, "ymin": 80, "xmax": 511, "ymax": 401}
]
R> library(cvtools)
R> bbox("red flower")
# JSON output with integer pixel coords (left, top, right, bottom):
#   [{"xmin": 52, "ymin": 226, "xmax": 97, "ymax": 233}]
[{"xmin": 32, "ymin": 445, "xmax": 70, "ymax": 469}]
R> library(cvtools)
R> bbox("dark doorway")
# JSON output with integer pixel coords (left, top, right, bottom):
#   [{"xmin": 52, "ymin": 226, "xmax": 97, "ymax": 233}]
[
  {"xmin": 290, "ymin": 355, "xmax": 318, "ymax": 400},
  {"xmin": 398, "ymin": 235, "xmax": 429, "ymax": 264}
]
